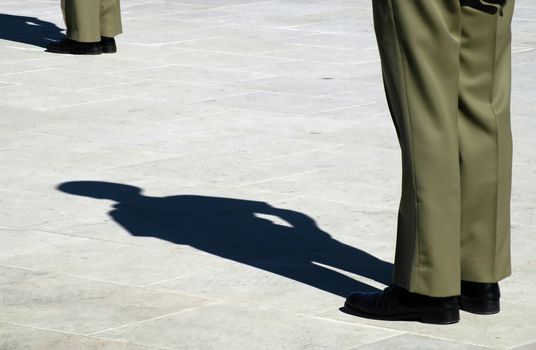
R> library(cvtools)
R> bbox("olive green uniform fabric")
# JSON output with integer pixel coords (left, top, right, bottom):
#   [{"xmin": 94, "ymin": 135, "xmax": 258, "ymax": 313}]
[
  {"xmin": 372, "ymin": 0, "xmax": 514, "ymax": 297},
  {"xmin": 61, "ymin": 0, "xmax": 122, "ymax": 43}
]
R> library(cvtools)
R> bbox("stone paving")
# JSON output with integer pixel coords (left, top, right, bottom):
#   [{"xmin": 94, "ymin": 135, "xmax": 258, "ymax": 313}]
[{"xmin": 1, "ymin": 0, "xmax": 536, "ymax": 349}]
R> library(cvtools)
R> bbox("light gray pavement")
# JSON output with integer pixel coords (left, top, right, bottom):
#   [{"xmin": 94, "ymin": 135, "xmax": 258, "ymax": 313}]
[{"xmin": 1, "ymin": 1, "xmax": 535, "ymax": 349}]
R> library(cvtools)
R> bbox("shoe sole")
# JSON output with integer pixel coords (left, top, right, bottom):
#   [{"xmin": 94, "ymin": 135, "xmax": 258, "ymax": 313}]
[
  {"xmin": 343, "ymin": 302, "xmax": 460, "ymax": 325},
  {"xmin": 46, "ymin": 46, "xmax": 102, "ymax": 55},
  {"xmin": 45, "ymin": 48, "xmax": 71, "ymax": 54},
  {"xmin": 459, "ymin": 296, "xmax": 500, "ymax": 315},
  {"xmin": 102, "ymin": 46, "xmax": 117, "ymax": 54},
  {"xmin": 71, "ymin": 48, "xmax": 103, "ymax": 55}
]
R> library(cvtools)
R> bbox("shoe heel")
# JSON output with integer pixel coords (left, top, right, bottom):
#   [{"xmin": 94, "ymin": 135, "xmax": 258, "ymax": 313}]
[
  {"xmin": 420, "ymin": 309, "xmax": 460, "ymax": 325},
  {"xmin": 460, "ymin": 297, "xmax": 500, "ymax": 315}
]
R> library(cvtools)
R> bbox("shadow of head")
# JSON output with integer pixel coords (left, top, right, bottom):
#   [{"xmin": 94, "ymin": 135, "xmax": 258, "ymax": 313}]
[
  {"xmin": 0, "ymin": 14, "xmax": 64, "ymax": 48},
  {"xmin": 58, "ymin": 181, "xmax": 142, "ymax": 202}
]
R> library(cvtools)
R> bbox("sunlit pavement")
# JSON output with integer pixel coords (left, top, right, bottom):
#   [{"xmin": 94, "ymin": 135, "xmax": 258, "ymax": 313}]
[{"xmin": 1, "ymin": 1, "xmax": 536, "ymax": 349}]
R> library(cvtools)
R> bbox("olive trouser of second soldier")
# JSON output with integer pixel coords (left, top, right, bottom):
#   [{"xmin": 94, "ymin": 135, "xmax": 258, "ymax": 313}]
[
  {"xmin": 61, "ymin": 0, "xmax": 122, "ymax": 42},
  {"xmin": 373, "ymin": 0, "xmax": 514, "ymax": 297}
]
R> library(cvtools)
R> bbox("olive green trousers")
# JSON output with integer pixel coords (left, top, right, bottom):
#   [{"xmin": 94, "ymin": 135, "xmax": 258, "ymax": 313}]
[
  {"xmin": 61, "ymin": 0, "xmax": 122, "ymax": 42},
  {"xmin": 373, "ymin": 0, "xmax": 514, "ymax": 296}
]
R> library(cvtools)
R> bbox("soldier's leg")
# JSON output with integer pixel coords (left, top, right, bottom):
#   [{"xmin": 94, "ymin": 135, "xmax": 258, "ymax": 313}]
[
  {"xmin": 100, "ymin": 0, "xmax": 123, "ymax": 38},
  {"xmin": 373, "ymin": 0, "xmax": 463, "ymax": 297},
  {"xmin": 459, "ymin": 1, "xmax": 514, "ymax": 283},
  {"xmin": 61, "ymin": 0, "xmax": 101, "ymax": 42}
]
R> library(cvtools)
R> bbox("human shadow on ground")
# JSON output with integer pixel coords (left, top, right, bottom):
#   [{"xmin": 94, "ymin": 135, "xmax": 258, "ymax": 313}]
[
  {"xmin": 58, "ymin": 181, "xmax": 393, "ymax": 297},
  {"xmin": 0, "ymin": 14, "xmax": 63, "ymax": 48}
]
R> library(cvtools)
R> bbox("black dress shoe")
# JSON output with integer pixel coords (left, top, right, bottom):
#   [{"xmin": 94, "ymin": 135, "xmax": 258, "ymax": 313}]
[
  {"xmin": 344, "ymin": 285, "xmax": 460, "ymax": 324},
  {"xmin": 100, "ymin": 36, "xmax": 117, "ymax": 54},
  {"xmin": 459, "ymin": 281, "xmax": 500, "ymax": 315},
  {"xmin": 47, "ymin": 38, "xmax": 102, "ymax": 55}
]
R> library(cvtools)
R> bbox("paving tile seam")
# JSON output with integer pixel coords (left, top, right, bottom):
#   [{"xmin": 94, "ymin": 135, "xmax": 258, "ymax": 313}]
[
  {"xmin": 1, "ymin": 225, "xmax": 98, "ymax": 239},
  {"xmin": 210, "ymin": 91, "xmax": 377, "ymax": 104},
  {"xmin": 107, "ymin": 73, "xmax": 270, "ymax": 86},
  {"xmin": 150, "ymin": 109, "xmax": 245, "ymax": 123},
  {"xmin": 74, "ymin": 80, "xmax": 158, "ymax": 93},
  {"xmin": 288, "ymin": 43, "xmax": 379, "ymax": 55},
  {"xmin": 511, "ymin": 340, "xmax": 536, "ymax": 350},
  {"xmin": 153, "ymin": 11, "xmax": 242, "ymax": 21},
  {"xmin": 2, "ymin": 227, "xmax": 221, "ymax": 256},
  {"xmin": 0, "ymin": 235, "xmax": 91, "ymax": 259},
  {"xmin": 0, "ymin": 321, "xmax": 175, "ymax": 350},
  {"xmin": 402, "ymin": 331, "xmax": 505, "ymax": 350},
  {"xmin": 35, "ymin": 96, "xmax": 130, "ymax": 112},
  {"xmin": 510, "ymin": 296, "xmax": 536, "ymax": 305},
  {"xmin": 230, "ymin": 74, "xmax": 282, "ymax": 82},
  {"xmin": 309, "ymin": 102, "xmax": 378, "ymax": 115},
  {"xmin": 5, "ymin": 56, "xmax": 71, "ymax": 64},
  {"xmin": 252, "ymin": 51, "xmax": 377, "ymax": 65},
  {"xmin": 206, "ymin": 106, "xmax": 308, "ymax": 118},
  {"xmin": 235, "ymin": 168, "xmax": 326, "ymax": 188},
  {"xmin": 117, "ymin": 95, "xmax": 168, "ymax": 103},
  {"xmin": 138, "ymin": 285, "xmax": 225, "ymax": 303},
  {"xmin": 284, "ymin": 309, "xmax": 407, "ymax": 335},
  {"xmin": 141, "ymin": 276, "xmax": 194, "ymax": 289},
  {"xmin": 189, "ymin": 298, "xmax": 361, "ymax": 326},
  {"xmin": 512, "ymin": 47, "xmax": 536, "ymax": 53},
  {"xmin": 164, "ymin": 46, "xmax": 295, "ymax": 57},
  {"xmin": 511, "ymin": 223, "xmax": 536, "ymax": 229},
  {"xmin": 0, "ymin": 263, "xmax": 58, "ymax": 279},
  {"xmin": 5, "ymin": 228, "xmax": 148, "ymax": 248},
  {"xmin": 0, "ymin": 269, "xmax": 55, "ymax": 288},
  {"xmin": 321, "ymin": 84, "xmax": 379, "ymax": 98},
  {"xmin": 1, "ymin": 270, "xmax": 224, "ymax": 313},
  {"xmin": 239, "ymin": 187, "xmax": 399, "ymax": 210},
  {"xmin": 103, "ymin": 154, "xmax": 192, "ymax": 172},
  {"xmin": 249, "ymin": 144, "xmax": 346, "ymax": 162},
  {"xmin": 207, "ymin": 0, "xmax": 281, "ymax": 10},
  {"xmin": 54, "ymin": 273, "xmax": 224, "ymax": 303},
  {"xmin": 516, "ymin": 18, "xmax": 536, "ymax": 22},
  {"xmin": 230, "ymin": 188, "xmax": 305, "ymax": 202},
  {"xmin": 72, "ymin": 77, "xmax": 256, "ymax": 93},
  {"xmin": 121, "ymin": 36, "xmax": 225, "ymax": 47},
  {"xmin": 284, "ymin": 28, "xmax": 374, "ymax": 37},
  {"xmin": 185, "ymin": 91, "xmax": 271, "ymax": 104},
  {"xmin": 156, "ymin": 75, "xmax": 279, "ymax": 86},
  {"xmin": 0, "ymin": 67, "xmax": 54, "ymax": 77},
  {"xmin": 121, "ymin": 10, "xmax": 229, "ymax": 21},
  {"xmin": 187, "ymin": 90, "xmax": 352, "ymax": 104},
  {"xmin": 0, "ymin": 321, "xmax": 91, "ymax": 338},
  {"xmin": 382, "ymin": 333, "xmax": 500, "ymax": 350},
  {"xmin": 311, "ymin": 262, "xmax": 387, "ymax": 290},
  {"xmin": 221, "ymin": 4, "xmax": 361, "ymax": 14},
  {"xmin": 0, "ymin": 45, "xmax": 43, "ymax": 52},
  {"xmin": 166, "ymin": 46, "xmax": 305, "ymax": 62},
  {"xmin": 87, "ymin": 300, "xmax": 225, "ymax": 337},
  {"xmin": 105, "ymin": 63, "xmax": 179, "ymax": 74},
  {"xmin": 344, "ymin": 334, "xmax": 412, "ymax": 350}
]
